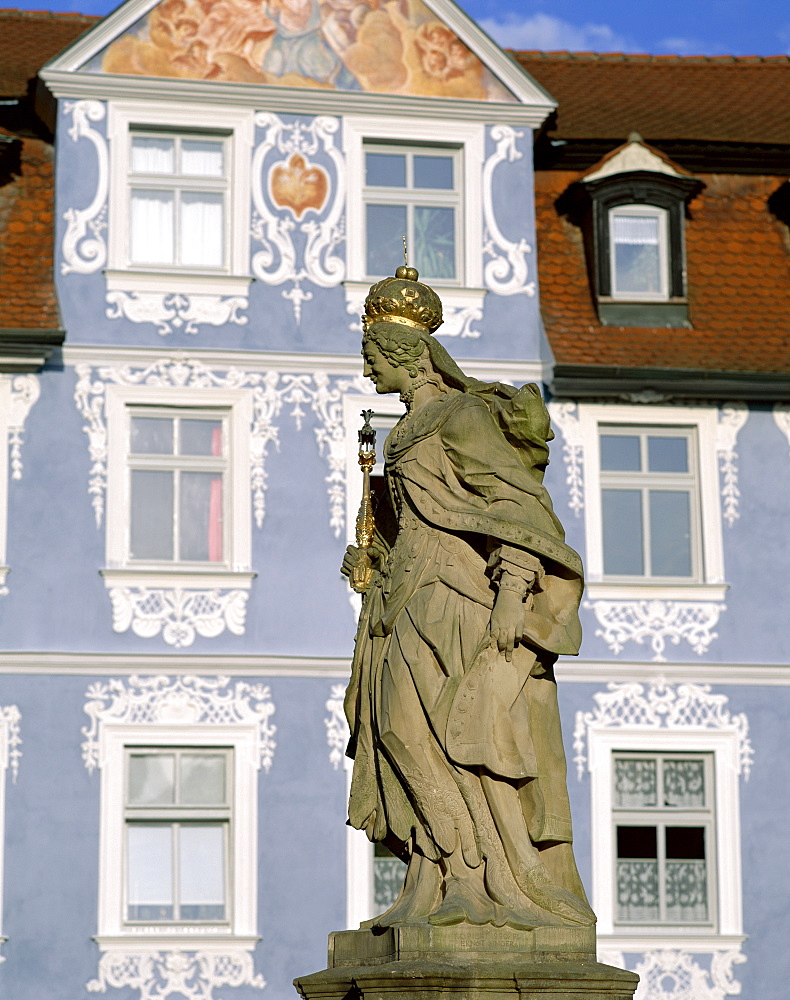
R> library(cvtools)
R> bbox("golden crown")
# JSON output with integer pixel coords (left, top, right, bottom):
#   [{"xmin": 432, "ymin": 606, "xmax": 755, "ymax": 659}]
[{"xmin": 363, "ymin": 265, "xmax": 443, "ymax": 334}]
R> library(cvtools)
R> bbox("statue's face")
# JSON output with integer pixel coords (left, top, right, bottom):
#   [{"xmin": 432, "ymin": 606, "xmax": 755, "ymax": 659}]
[{"xmin": 362, "ymin": 341, "xmax": 410, "ymax": 395}]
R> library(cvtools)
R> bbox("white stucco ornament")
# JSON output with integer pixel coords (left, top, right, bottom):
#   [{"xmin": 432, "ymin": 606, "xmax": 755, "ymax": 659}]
[
  {"xmin": 105, "ymin": 291, "xmax": 249, "ymax": 337},
  {"xmin": 482, "ymin": 125, "xmax": 535, "ymax": 297},
  {"xmin": 325, "ymin": 683, "xmax": 349, "ymax": 770},
  {"xmin": 108, "ymin": 586, "xmax": 248, "ymax": 647},
  {"xmin": 61, "ymin": 100, "xmax": 108, "ymax": 276},
  {"xmin": 583, "ymin": 598, "xmax": 725, "ymax": 662},
  {"xmin": 0, "ymin": 705, "xmax": 22, "ymax": 784},
  {"xmin": 547, "ymin": 402, "xmax": 584, "ymax": 516}
]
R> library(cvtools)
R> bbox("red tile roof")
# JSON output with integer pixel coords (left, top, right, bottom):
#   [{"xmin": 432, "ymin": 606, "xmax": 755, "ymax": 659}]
[
  {"xmin": 0, "ymin": 9, "xmax": 98, "ymax": 95},
  {"xmin": 514, "ymin": 52, "xmax": 790, "ymax": 146}
]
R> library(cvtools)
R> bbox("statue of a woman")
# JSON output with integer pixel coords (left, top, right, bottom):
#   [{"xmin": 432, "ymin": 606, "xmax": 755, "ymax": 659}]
[{"xmin": 341, "ymin": 266, "xmax": 595, "ymax": 931}]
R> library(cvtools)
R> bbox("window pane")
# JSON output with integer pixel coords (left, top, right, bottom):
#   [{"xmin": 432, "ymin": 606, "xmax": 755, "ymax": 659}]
[
  {"xmin": 602, "ymin": 489, "xmax": 643, "ymax": 575},
  {"xmin": 600, "ymin": 434, "xmax": 641, "ymax": 471},
  {"xmin": 366, "ymin": 204, "xmax": 407, "ymax": 277},
  {"xmin": 414, "ymin": 155, "xmax": 453, "ymax": 190},
  {"xmin": 179, "ymin": 825, "xmax": 225, "ymax": 920},
  {"xmin": 415, "ymin": 206, "xmax": 455, "ymax": 280},
  {"xmin": 130, "ymin": 190, "xmax": 174, "ymax": 264},
  {"xmin": 130, "ymin": 470, "xmax": 174, "ymax": 561},
  {"xmin": 664, "ymin": 760, "xmax": 706, "ymax": 808},
  {"xmin": 613, "ymin": 213, "xmax": 660, "ymax": 246},
  {"xmin": 181, "ymin": 140, "xmax": 224, "ymax": 177},
  {"xmin": 180, "ymin": 419, "xmax": 223, "ymax": 457},
  {"xmin": 614, "ymin": 242, "xmax": 661, "ymax": 294},
  {"xmin": 648, "ymin": 435, "xmax": 688, "ymax": 473},
  {"xmin": 617, "ymin": 860, "xmax": 659, "ymax": 922},
  {"xmin": 131, "ymin": 136, "xmax": 174, "ymax": 174},
  {"xmin": 180, "ymin": 754, "xmax": 226, "ymax": 805},
  {"xmin": 180, "ymin": 472, "xmax": 223, "ymax": 563},
  {"xmin": 127, "ymin": 825, "xmax": 173, "ymax": 920},
  {"xmin": 180, "ymin": 192, "xmax": 224, "ymax": 268},
  {"xmin": 617, "ymin": 826, "xmax": 657, "ymax": 859},
  {"xmin": 366, "ymin": 152, "xmax": 406, "ymax": 188},
  {"xmin": 128, "ymin": 754, "xmax": 175, "ymax": 805},
  {"xmin": 665, "ymin": 860, "xmax": 708, "ymax": 921},
  {"xmin": 666, "ymin": 826, "xmax": 706, "ymax": 860},
  {"xmin": 614, "ymin": 758, "xmax": 657, "ymax": 808},
  {"xmin": 650, "ymin": 490, "xmax": 692, "ymax": 577},
  {"xmin": 131, "ymin": 417, "xmax": 173, "ymax": 455}
]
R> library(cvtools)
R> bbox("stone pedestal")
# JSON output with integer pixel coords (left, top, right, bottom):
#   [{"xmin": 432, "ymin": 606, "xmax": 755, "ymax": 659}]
[{"xmin": 295, "ymin": 925, "xmax": 638, "ymax": 1000}]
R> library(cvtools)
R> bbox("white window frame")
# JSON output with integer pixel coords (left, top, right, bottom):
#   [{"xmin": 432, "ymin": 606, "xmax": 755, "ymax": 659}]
[
  {"xmin": 344, "ymin": 116, "xmax": 485, "ymax": 318},
  {"xmin": 103, "ymin": 385, "xmax": 253, "ymax": 593},
  {"xmin": 97, "ymin": 724, "xmax": 259, "ymax": 947},
  {"xmin": 106, "ymin": 101, "xmax": 254, "ymax": 297},
  {"xmin": 579, "ymin": 404, "xmax": 726, "ymax": 601},
  {"xmin": 609, "ymin": 204, "xmax": 669, "ymax": 302},
  {"xmin": 588, "ymin": 728, "xmax": 743, "ymax": 947}
]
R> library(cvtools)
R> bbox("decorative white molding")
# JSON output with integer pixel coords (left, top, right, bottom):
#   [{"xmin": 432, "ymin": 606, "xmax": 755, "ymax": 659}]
[
  {"xmin": 106, "ymin": 291, "xmax": 249, "ymax": 337},
  {"xmin": 715, "ymin": 404, "xmax": 748, "ymax": 527},
  {"xmin": 87, "ymin": 947, "xmax": 265, "ymax": 1000},
  {"xmin": 547, "ymin": 402, "xmax": 584, "ymax": 516},
  {"xmin": 108, "ymin": 586, "xmax": 248, "ymax": 647},
  {"xmin": 630, "ymin": 948, "xmax": 746, "ymax": 1000},
  {"xmin": 584, "ymin": 599, "xmax": 725, "ymax": 663},
  {"xmin": 82, "ymin": 675, "xmax": 276, "ymax": 774},
  {"xmin": 61, "ymin": 99, "xmax": 108, "ymax": 275},
  {"xmin": 325, "ymin": 683, "xmax": 348, "ymax": 770},
  {"xmin": 251, "ymin": 113, "xmax": 345, "ymax": 322},
  {"xmin": 7, "ymin": 375, "xmax": 39, "ymax": 482},
  {"xmin": 0, "ymin": 705, "xmax": 21, "ymax": 785},
  {"xmin": 344, "ymin": 283, "xmax": 483, "ymax": 339},
  {"xmin": 774, "ymin": 402, "xmax": 790, "ymax": 454},
  {"xmin": 573, "ymin": 679, "xmax": 753, "ymax": 781},
  {"xmin": 482, "ymin": 125, "xmax": 535, "ymax": 297}
]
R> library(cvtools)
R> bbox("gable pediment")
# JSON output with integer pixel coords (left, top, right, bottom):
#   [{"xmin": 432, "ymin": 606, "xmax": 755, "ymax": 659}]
[{"xmin": 43, "ymin": 0, "xmax": 553, "ymax": 108}]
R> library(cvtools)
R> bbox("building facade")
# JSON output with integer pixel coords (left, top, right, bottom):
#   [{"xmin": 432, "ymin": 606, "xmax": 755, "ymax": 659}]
[{"xmin": 0, "ymin": 11, "xmax": 787, "ymax": 1000}]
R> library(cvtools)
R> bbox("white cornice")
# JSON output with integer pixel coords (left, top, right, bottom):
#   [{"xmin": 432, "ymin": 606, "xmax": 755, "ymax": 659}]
[
  {"xmin": 40, "ymin": 70, "xmax": 550, "ymax": 126},
  {"xmin": 60, "ymin": 345, "xmax": 548, "ymax": 383},
  {"xmin": 556, "ymin": 659, "xmax": 790, "ymax": 686}
]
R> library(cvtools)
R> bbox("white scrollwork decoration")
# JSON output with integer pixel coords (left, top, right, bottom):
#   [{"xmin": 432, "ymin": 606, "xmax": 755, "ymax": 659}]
[
  {"xmin": 1, "ymin": 705, "xmax": 22, "ymax": 784},
  {"xmin": 482, "ymin": 125, "xmax": 535, "ymax": 296},
  {"xmin": 632, "ymin": 949, "xmax": 746, "ymax": 1000},
  {"xmin": 61, "ymin": 100, "xmax": 108, "ymax": 275},
  {"xmin": 7, "ymin": 374, "xmax": 40, "ymax": 481},
  {"xmin": 108, "ymin": 587, "xmax": 248, "ymax": 647},
  {"xmin": 716, "ymin": 403, "xmax": 748, "ymax": 527},
  {"xmin": 773, "ymin": 402, "xmax": 790, "ymax": 455},
  {"xmin": 106, "ymin": 291, "xmax": 249, "ymax": 336},
  {"xmin": 87, "ymin": 947, "xmax": 265, "ymax": 1000},
  {"xmin": 251, "ymin": 113, "xmax": 345, "ymax": 323},
  {"xmin": 82, "ymin": 675, "xmax": 276, "ymax": 773},
  {"xmin": 547, "ymin": 402, "xmax": 584, "ymax": 516},
  {"xmin": 584, "ymin": 599, "xmax": 725, "ymax": 663},
  {"xmin": 325, "ymin": 683, "xmax": 349, "ymax": 770},
  {"xmin": 573, "ymin": 679, "xmax": 753, "ymax": 781}
]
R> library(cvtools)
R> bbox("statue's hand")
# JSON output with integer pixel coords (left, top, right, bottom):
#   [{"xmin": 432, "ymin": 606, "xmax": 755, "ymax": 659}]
[
  {"xmin": 341, "ymin": 544, "xmax": 384, "ymax": 579},
  {"xmin": 490, "ymin": 587, "xmax": 526, "ymax": 662}
]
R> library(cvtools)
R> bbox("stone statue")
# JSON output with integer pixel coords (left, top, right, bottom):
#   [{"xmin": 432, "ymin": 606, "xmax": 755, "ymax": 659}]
[{"xmin": 341, "ymin": 265, "xmax": 595, "ymax": 932}]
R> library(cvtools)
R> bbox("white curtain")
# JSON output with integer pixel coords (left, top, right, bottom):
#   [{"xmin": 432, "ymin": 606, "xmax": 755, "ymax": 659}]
[
  {"xmin": 130, "ymin": 190, "xmax": 174, "ymax": 265},
  {"xmin": 181, "ymin": 192, "xmax": 224, "ymax": 267},
  {"xmin": 613, "ymin": 213, "xmax": 660, "ymax": 245},
  {"xmin": 131, "ymin": 136, "xmax": 174, "ymax": 175},
  {"xmin": 181, "ymin": 139, "xmax": 224, "ymax": 177}
]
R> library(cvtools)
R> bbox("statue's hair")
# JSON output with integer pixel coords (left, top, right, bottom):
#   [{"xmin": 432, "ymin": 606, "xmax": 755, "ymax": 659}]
[{"xmin": 363, "ymin": 324, "xmax": 424, "ymax": 378}]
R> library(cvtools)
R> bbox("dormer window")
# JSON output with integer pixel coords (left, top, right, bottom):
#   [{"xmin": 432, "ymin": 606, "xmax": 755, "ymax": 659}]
[{"xmin": 609, "ymin": 205, "xmax": 669, "ymax": 301}]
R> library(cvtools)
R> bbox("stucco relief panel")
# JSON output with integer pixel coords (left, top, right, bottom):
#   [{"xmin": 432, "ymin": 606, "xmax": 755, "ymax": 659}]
[
  {"xmin": 0, "ymin": 375, "xmax": 40, "ymax": 596},
  {"xmin": 60, "ymin": 100, "xmax": 108, "ymax": 276}
]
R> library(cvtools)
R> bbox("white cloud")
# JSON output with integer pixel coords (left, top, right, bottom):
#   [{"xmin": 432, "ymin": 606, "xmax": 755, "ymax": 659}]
[
  {"xmin": 478, "ymin": 12, "xmax": 637, "ymax": 52},
  {"xmin": 657, "ymin": 36, "xmax": 728, "ymax": 56}
]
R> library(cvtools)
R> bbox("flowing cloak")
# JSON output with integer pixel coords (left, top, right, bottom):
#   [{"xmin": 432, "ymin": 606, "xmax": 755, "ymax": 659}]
[{"xmin": 344, "ymin": 389, "xmax": 585, "ymax": 903}]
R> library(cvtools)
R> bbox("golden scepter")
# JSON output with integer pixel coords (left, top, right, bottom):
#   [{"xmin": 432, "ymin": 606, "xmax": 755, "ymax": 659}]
[{"xmin": 351, "ymin": 409, "xmax": 376, "ymax": 593}]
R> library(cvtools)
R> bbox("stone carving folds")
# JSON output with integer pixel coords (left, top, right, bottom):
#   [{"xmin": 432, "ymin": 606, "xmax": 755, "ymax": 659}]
[
  {"xmin": 483, "ymin": 126, "xmax": 535, "ymax": 297},
  {"xmin": 81, "ymin": 674, "xmax": 276, "ymax": 773},
  {"xmin": 573, "ymin": 679, "xmax": 753, "ymax": 780},
  {"xmin": 109, "ymin": 586, "xmax": 248, "ymax": 648},
  {"xmin": 106, "ymin": 291, "xmax": 249, "ymax": 337},
  {"xmin": 584, "ymin": 598, "xmax": 725, "ymax": 662},
  {"xmin": 87, "ymin": 948, "xmax": 265, "ymax": 1000},
  {"xmin": 61, "ymin": 100, "xmax": 108, "ymax": 276}
]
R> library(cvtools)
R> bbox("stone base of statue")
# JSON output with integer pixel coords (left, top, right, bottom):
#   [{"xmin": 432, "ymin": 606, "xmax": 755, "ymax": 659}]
[{"xmin": 294, "ymin": 924, "xmax": 638, "ymax": 1000}]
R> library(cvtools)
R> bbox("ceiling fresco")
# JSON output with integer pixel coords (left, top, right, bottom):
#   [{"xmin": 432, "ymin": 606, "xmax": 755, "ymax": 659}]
[{"xmin": 84, "ymin": 0, "xmax": 515, "ymax": 101}]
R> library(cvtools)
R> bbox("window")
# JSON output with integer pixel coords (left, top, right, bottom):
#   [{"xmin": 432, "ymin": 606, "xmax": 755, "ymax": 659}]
[
  {"xmin": 599, "ymin": 425, "xmax": 700, "ymax": 582},
  {"xmin": 576, "ymin": 404, "xmax": 725, "ymax": 599},
  {"xmin": 103, "ymin": 385, "xmax": 253, "ymax": 593},
  {"xmin": 107, "ymin": 102, "xmax": 253, "ymax": 295},
  {"xmin": 125, "ymin": 748, "xmax": 231, "ymax": 925},
  {"xmin": 363, "ymin": 144, "xmax": 461, "ymax": 283},
  {"xmin": 609, "ymin": 205, "xmax": 668, "ymax": 301},
  {"xmin": 613, "ymin": 752, "xmax": 714, "ymax": 927}
]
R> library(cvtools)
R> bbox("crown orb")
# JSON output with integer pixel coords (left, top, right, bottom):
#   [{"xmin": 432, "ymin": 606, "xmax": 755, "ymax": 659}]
[{"xmin": 395, "ymin": 265, "xmax": 420, "ymax": 281}]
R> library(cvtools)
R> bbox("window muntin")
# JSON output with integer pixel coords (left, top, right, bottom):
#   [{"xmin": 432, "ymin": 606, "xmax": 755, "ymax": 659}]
[
  {"xmin": 609, "ymin": 205, "xmax": 669, "ymax": 301},
  {"xmin": 128, "ymin": 409, "xmax": 227, "ymax": 566},
  {"xmin": 599, "ymin": 425, "xmax": 701, "ymax": 582},
  {"xmin": 124, "ymin": 748, "xmax": 231, "ymax": 925},
  {"xmin": 128, "ymin": 132, "xmax": 228, "ymax": 271},
  {"xmin": 613, "ymin": 752, "xmax": 714, "ymax": 927},
  {"xmin": 363, "ymin": 143, "xmax": 461, "ymax": 283}
]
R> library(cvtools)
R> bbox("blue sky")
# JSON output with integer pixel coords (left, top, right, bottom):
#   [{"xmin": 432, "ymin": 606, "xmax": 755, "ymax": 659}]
[{"xmin": 13, "ymin": 0, "xmax": 790, "ymax": 56}]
